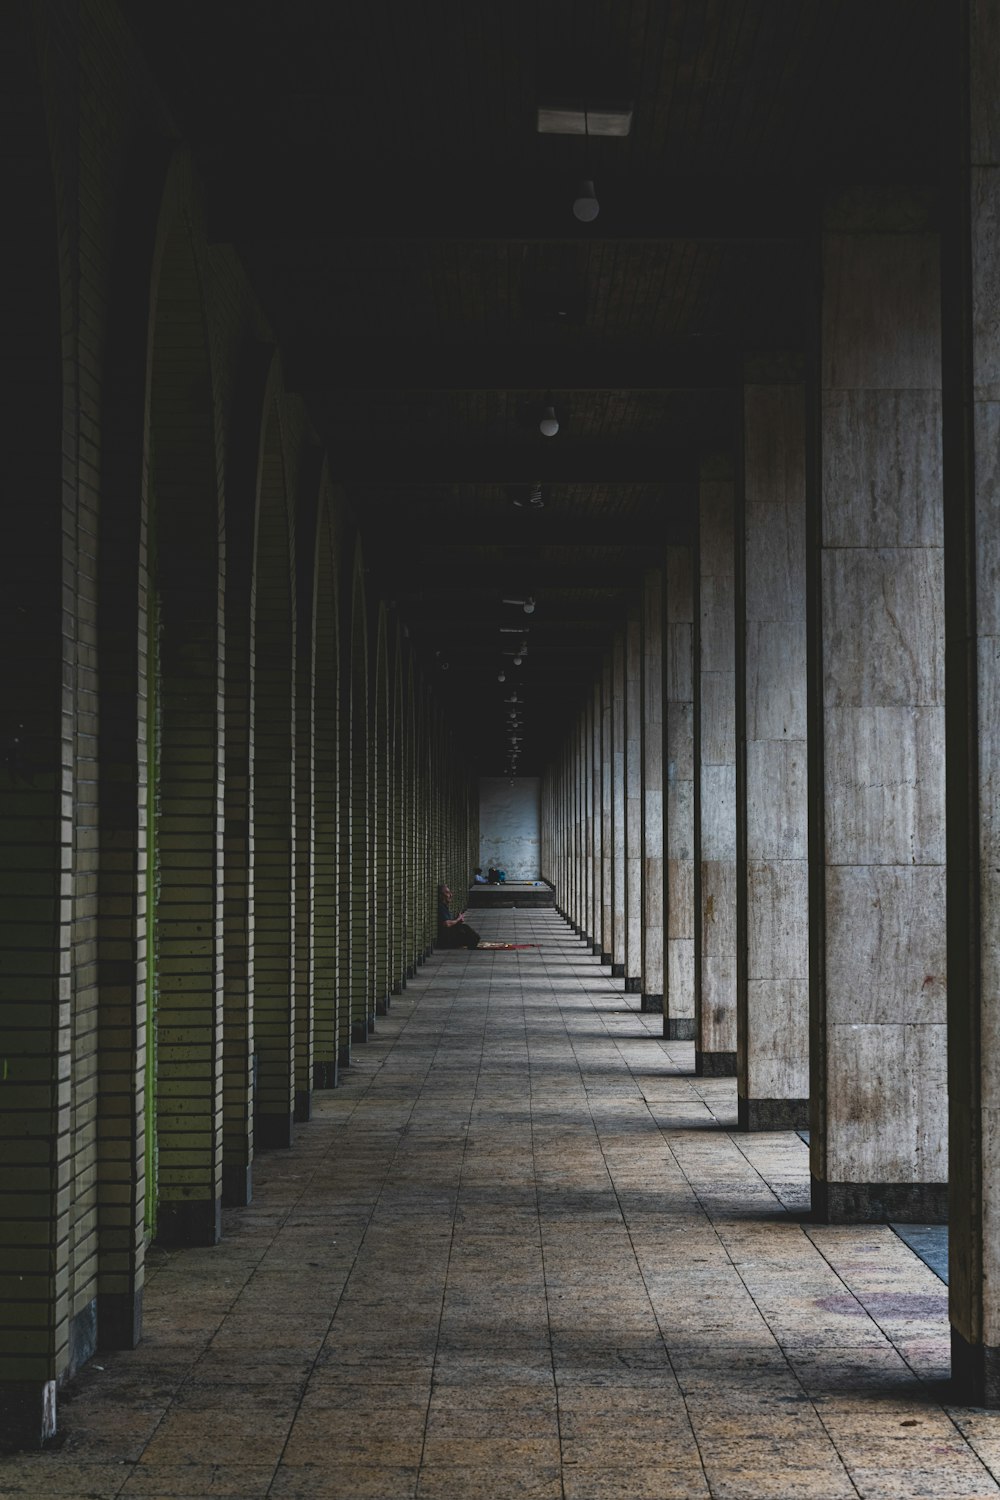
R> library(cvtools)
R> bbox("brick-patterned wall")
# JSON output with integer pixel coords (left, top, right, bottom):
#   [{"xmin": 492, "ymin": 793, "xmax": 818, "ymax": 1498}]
[
  {"xmin": 372, "ymin": 611, "xmax": 391, "ymax": 1015},
  {"xmin": 0, "ymin": 0, "xmax": 446, "ymax": 1446},
  {"xmin": 293, "ymin": 445, "xmax": 320, "ymax": 1120},
  {"xmin": 404, "ymin": 663, "xmax": 419, "ymax": 975},
  {"xmin": 390, "ymin": 642, "xmax": 406, "ymax": 992},
  {"xmin": 0, "ymin": 2, "xmax": 75, "ymax": 1426},
  {"xmin": 252, "ymin": 411, "xmax": 296, "ymax": 1148},
  {"xmin": 312, "ymin": 491, "xmax": 340, "ymax": 1086},
  {"xmin": 149, "ymin": 221, "xmax": 225, "ymax": 1248},
  {"xmin": 348, "ymin": 557, "xmax": 370, "ymax": 1045}
]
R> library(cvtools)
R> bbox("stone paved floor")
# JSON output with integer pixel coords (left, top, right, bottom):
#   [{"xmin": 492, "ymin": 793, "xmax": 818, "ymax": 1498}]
[{"xmin": 4, "ymin": 909, "xmax": 1000, "ymax": 1499}]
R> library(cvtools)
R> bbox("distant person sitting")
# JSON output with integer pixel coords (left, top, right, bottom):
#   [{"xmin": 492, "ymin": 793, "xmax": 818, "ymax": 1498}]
[
  {"xmin": 437, "ymin": 884, "xmax": 480, "ymax": 949},
  {"xmin": 487, "ymin": 866, "xmax": 499, "ymax": 884},
  {"xmin": 473, "ymin": 867, "xmax": 487, "ymax": 884}
]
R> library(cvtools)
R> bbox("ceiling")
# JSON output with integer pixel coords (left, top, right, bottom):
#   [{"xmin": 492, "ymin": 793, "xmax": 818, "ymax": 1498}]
[{"xmin": 133, "ymin": 0, "xmax": 947, "ymax": 776}]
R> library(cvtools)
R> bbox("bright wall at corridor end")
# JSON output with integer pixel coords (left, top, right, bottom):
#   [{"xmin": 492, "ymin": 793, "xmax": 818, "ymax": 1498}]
[{"xmin": 479, "ymin": 777, "xmax": 541, "ymax": 880}]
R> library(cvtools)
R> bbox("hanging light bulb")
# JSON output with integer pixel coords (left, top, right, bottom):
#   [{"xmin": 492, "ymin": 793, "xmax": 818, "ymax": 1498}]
[
  {"xmin": 523, "ymin": 597, "xmax": 535, "ymax": 614},
  {"xmin": 572, "ymin": 178, "xmax": 600, "ymax": 222},
  {"xmin": 513, "ymin": 652, "xmax": 523, "ymax": 666},
  {"xmin": 539, "ymin": 405, "xmax": 559, "ymax": 438},
  {"xmin": 497, "ymin": 669, "xmax": 506, "ymax": 683}
]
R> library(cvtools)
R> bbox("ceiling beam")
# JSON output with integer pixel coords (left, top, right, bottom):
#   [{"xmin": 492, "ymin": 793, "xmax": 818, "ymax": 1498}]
[
  {"xmin": 373, "ymin": 513, "xmax": 694, "ymax": 551},
  {"xmin": 206, "ymin": 169, "xmax": 809, "ymax": 243},
  {"xmin": 285, "ymin": 341, "xmax": 748, "ymax": 393},
  {"xmin": 331, "ymin": 443, "xmax": 711, "ymax": 485}
]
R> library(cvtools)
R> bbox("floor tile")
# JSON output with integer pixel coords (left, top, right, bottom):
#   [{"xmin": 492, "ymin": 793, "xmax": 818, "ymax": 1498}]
[{"xmin": 3, "ymin": 912, "xmax": 996, "ymax": 1500}]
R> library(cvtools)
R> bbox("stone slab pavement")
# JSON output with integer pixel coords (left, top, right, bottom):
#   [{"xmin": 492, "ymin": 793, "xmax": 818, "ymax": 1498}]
[{"xmin": 3, "ymin": 910, "xmax": 999, "ymax": 1499}]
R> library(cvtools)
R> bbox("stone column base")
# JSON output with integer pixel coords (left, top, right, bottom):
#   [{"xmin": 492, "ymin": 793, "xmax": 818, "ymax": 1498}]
[
  {"xmin": 0, "ymin": 1379, "xmax": 56, "ymax": 1449},
  {"xmin": 624, "ymin": 976, "xmax": 641, "ymax": 994},
  {"xmin": 811, "ymin": 1176, "xmax": 948, "ymax": 1223},
  {"xmin": 611, "ymin": 962, "xmax": 625, "ymax": 978},
  {"xmin": 294, "ymin": 1089, "xmax": 312, "ymax": 1123},
  {"xmin": 640, "ymin": 993, "xmax": 663, "ymax": 1013},
  {"xmin": 695, "ymin": 1050, "xmax": 737, "ymax": 1077},
  {"xmin": 664, "ymin": 1017, "xmax": 696, "ymax": 1040},
  {"xmin": 737, "ymin": 1097, "xmax": 809, "ymax": 1131},
  {"xmin": 157, "ymin": 1196, "xmax": 222, "ymax": 1247},
  {"xmin": 351, "ymin": 1020, "xmax": 369, "ymax": 1044},
  {"xmin": 222, "ymin": 1163, "xmax": 253, "ymax": 1206},
  {"xmin": 98, "ymin": 1287, "xmax": 143, "ymax": 1350},
  {"xmin": 600, "ymin": 951, "xmax": 613, "ymax": 966},
  {"xmin": 952, "ymin": 1328, "xmax": 1000, "ymax": 1409},
  {"xmin": 313, "ymin": 1060, "xmax": 338, "ymax": 1089},
  {"xmin": 256, "ymin": 1111, "xmax": 294, "ymax": 1150},
  {"xmin": 69, "ymin": 1299, "xmax": 97, "ymax": 1374}
]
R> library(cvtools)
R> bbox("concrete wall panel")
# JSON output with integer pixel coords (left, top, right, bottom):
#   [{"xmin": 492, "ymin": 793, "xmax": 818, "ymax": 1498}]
[{"xmin": 479, "ymin": 777, "xmax": 541, "ymax": 879}]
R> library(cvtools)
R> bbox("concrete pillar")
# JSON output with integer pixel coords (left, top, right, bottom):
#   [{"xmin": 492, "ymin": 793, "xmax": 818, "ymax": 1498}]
[
  {"xmin": 575, "ymin": 726, "xmax": 581, "ymax": 924},
  {"xmin": 601, "ymin": 652, "xmax": 614, "ymax": 964},
  {"xmin": 625, "ymin": 603, "xmax": 644, "ymax": 992},
  {"xmin": 810, "ymin": 187, "xmax": 946, "ymax": 1222},
  {"xmin": 665, "ymin": 546, "xmax": 696, "ymax": 1040},
  {"xmin": 736, "ymin": 372, "xmax": 809, "ymax": 1130},
  {"xmin": 611, "ymin": 630, "xmax": 627, "ymax": 977},
  {"xmin": 585, "ymin": 687, "xmax": 594, "ymax": 946},
  {"xmin": 641, "ymin": 570, "xmax": 665, "ymax": 1011},
  {"xmin": 695, "ymin": 459, "xmax": 738, "ymax": 1075},
  {"xmin": 591, "ymin": 676, "xmax": 603, "ymax": 953},
  {"xmin": 578, "ymin": 708, "xmax": 587, "ymax": 930},
  {"xmin": 944, "ymin": 0, "xmax": 1000, "ymax": 1404}
]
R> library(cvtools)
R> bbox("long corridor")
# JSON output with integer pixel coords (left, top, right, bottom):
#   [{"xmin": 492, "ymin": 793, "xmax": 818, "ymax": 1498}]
[{"xmin": 2, "ymin": 911, "xmax": 998, "ymax": 1500}]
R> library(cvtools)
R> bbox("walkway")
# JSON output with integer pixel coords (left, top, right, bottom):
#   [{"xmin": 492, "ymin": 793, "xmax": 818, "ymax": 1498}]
[{"xmin": 3, "ymin": 911, "xmax": 1000, "ymax": 1500}]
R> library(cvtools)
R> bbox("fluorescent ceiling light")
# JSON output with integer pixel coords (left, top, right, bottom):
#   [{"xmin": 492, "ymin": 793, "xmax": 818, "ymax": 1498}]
[{"xmin": 536, "ymin": 102, "xmax": 633, "ymax": 137}]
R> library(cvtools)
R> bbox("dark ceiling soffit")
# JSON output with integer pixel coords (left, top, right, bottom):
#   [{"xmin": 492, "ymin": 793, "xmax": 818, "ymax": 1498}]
[
  {"xmin": 205, "ymin": 172, "xmax": 808, "ymax": 243},
  {"xmin": 329, "ymin": 444, "xmax": 706, "ymax": 485},
  {"xmin": 378, "ymin": 515, "xmax": 692, "ymax": 550},
  {"xmin": 284, "ymin": 342, "xmax": 746, "ymax": 393},
  {"xmin": 387, "ymin": 566, "xmax": 650, "ymax": 592},
  {"xmin": 404, "ymin": 613, "xmax": 628, "ymax": 632}
]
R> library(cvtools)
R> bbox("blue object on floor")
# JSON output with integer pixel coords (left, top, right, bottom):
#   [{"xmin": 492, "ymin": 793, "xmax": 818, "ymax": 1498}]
[{"xmin": 889, "ymin": 1223, "xmax": 949, "ymax": 1284}]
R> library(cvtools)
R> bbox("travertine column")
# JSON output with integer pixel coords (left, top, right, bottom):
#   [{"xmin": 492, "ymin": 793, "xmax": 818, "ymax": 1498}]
[
  {"xmin": 642, "ymin": 570, "xmax": 665, "ymax": 1011},
  {"xmin": 611, "ymin": 631, "xmax": 627, "ymax": 977},
  {"xmin": 584, "ymin": 699, "xmax": 594, "ymax": 942},
  {"xmin": 945, "ymin": 0, "xmax": 1000, "ymax": 1403},
  {"xmin": 575, "ymin": 716, "xmax": 585, "ymax": 930},
  {"xmin": 601, "ymin": 652, "xmax": 614, "ymax": 964},
  {"xmin": 736, "ymin": 374, "xmax": 809, "ymax": 1129},
  {"xmin": 811, "ymin": 187, "xmax": 946, "ymax": 1222},
  {"xmin": 695, "ymin": 459, "xmax": 738, "ymax": 1075},
  {"xmin": 591, "ymin": 676, "xmax": 603, "ymax": 953},
  {"xmin": 665, "ymin": 546, "xmax": 696, "ymax": 1040},
  {"xmin": 625, "ymin": 602, "xmax": 644, "ymax": 992}
]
